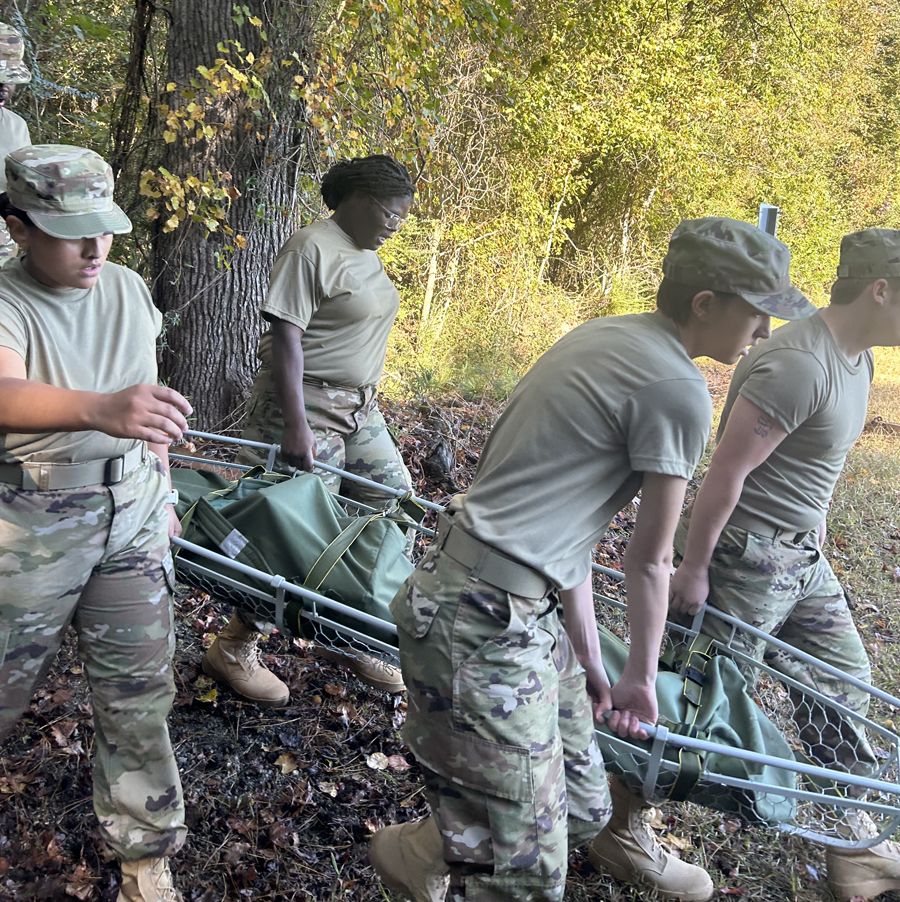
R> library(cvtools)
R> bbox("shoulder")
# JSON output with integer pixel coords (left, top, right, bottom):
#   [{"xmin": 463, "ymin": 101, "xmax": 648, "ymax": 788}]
[
  {"xmin": 0, "ymin": 108, "xmax": 28, "ymax": 132},
  {"xmin": 98, "ymin": 262, "xmax": 151, "ymax": 296},
  {"xmin": 281, "ymin": 219, "xmax": 350, "ymax": 256},
  {"xmin": 744, "ymin": 334, "xmax": 828, "ymax": 384}
]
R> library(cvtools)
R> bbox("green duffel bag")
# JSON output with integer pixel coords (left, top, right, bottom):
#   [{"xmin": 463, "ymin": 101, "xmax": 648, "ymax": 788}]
[
  {"xmin": 170, "ymin": 467, "xmax": 414, "ymax": 644},
  {"xmin": 596, "ymin": 625, "xmax": 798, "ymax": 826}
]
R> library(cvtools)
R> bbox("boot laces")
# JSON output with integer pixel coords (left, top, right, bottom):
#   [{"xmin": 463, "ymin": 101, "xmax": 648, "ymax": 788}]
[
  {"xmin": 146, "ymin": 858, "xmax": 180, "ymax": 902},
  {"xmin": 238, "ymin": 637, "xmax": 262, "ymax": 672},
  {"xmin": 637, "ymin": 808, "xmax": 666, "ymax": 865}
]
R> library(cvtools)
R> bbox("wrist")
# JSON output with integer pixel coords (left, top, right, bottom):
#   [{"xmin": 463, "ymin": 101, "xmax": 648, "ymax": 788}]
[
  {"xmin": 621, "ymin": 659, "xmax": 658, "ymax": 688},
  {"xmin": 678, "ymin": 557, "xmax": 708, "ymax": 574},
  {"xmin": 79, "ymin": 391, "xmax": 104, "ymax": 431}
]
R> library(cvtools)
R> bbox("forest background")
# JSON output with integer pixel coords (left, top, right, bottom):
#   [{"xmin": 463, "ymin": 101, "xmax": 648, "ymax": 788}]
[{"xmin": 3, "ymin": 0, "xmax": 900, "ymax": 427}]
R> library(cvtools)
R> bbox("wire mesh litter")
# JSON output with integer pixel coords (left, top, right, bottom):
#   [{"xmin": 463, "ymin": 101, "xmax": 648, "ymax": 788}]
[
  {"xmin": 593, "ymin": 563, "xmax": 900, "ymax": 847},
  {"xmin": 170, "ymin": 430, "xmax": 900, "ymax": 848}
]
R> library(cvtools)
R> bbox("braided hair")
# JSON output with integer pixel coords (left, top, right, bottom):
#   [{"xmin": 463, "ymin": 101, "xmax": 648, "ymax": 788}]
[
  {"xmin": 320, "ymin": 155, "xmax": 415, "ymax": 211},
  {"xmin": 0, "ymin": 192, "xmax": 35, "ymax": 227}
]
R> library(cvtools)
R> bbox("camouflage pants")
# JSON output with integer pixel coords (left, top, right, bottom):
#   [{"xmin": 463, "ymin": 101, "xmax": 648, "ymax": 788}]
[
  {"xmin": 0, "ymin": 456, "xmax": 186, "ymax": 861},
  {"xmin": 392, "ymin": 545, "xmax": 612, "ymax": 902},
  {"xmin": 674, "ymin": 512, "xmax": 876, "ymax": 777},
  {"xmin": 238, "ymin": 371, "xmax": 412, "ymax": 509}
]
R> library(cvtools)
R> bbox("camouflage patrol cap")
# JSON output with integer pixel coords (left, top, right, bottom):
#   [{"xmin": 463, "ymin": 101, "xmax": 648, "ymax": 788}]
[
  {"xmin": 5, "ymin": 144, "xmax": 132, "ymax": 239},
  {"xmin": 836, "ymin": 229, "xmax": 900, "ymax": 279},
  {"xmin": 0, "ymin": 23, "xmax": 31, "ymax": 85},
  {"xmin": 663, "ymin": 217, "xmax": 814, "ymax": 320}
]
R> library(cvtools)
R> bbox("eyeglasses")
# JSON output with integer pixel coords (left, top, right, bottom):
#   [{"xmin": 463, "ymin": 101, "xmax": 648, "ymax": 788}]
[{"xmin": 367, "ymin": 194, "xmax": 407, "ymax": 229}]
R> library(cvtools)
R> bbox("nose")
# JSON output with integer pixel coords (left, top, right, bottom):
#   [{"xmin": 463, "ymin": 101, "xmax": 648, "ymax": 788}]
[
  {"xmin": 754, "ymin": 316, "xmax": 772, "ymax": 340},
  {"xmin": 82, "ymin": 237, "xmax": 102, "ymax": 258}
]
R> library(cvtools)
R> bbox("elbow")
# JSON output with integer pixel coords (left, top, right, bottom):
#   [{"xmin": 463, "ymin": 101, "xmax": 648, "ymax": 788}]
[{"xmin": 623, "ymin": 549, "xmax": 673, "ymax": 582}]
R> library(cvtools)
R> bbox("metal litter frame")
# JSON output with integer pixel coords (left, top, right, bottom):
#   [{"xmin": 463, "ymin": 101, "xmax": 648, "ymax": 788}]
[{"xmin": 170, "ymin": 430, "xmax": 900, "ymax": 848}]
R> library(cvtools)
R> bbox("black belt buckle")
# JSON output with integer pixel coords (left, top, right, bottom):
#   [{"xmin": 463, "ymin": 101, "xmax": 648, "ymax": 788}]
[{"xmin": 104, "ymin": 455, "xmax": 126, "ymax": 486}]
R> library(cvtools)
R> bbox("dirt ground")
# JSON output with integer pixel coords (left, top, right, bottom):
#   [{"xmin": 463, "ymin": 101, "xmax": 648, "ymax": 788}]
[{"xmin": 0, "ymin": 377, "xmax": 897, "ymax": 901}]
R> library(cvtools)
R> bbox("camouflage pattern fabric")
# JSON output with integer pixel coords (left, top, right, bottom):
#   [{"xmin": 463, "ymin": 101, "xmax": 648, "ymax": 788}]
[
  {"xmin": 0, "ymin": 221, "xmax": 16, "ymax": 267},
  {"xmin": 835, "ymin": 228, "xmax": 900, "ymax": 279},
  {"xmin": 662, "ymin": 216, "xmax": 814, "ymax": 321},
  {"xmin": 5, "ymin": 144, "xmax": 132, "ymax": 239},
  {"xmin": 392, "ymin": 543, "xmax": 612, "ymax": 902},
  {"xmin": 238, "ymin": 371, "xmax": 412, "ymax": 508},
  {"xmin": 0, "ymin": 23, "xmax": 31, "ymax": 84},
  {"xmin": 0, "ymin": 456, "xmax": 186, "ymax": 860},
  {"xmin": 674, "ymin": 511, "xmax": 877, "ymax": 778}
]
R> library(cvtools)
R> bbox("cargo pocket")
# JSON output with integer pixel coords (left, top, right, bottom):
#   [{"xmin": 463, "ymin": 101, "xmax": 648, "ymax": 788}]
[{"xmin": 413, "ymin": 724, "xmax": 535, "ymax": 802}]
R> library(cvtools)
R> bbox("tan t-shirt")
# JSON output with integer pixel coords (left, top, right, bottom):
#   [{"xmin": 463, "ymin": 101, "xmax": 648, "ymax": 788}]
[
  {"xmin": 256, "ymin": 218, "xmax": 400, "ymax": 388},
  {"xmin": 0, "ymin": 260, "xmax": 161, "ymax": 463},
  {"xmin": 454, "ymin": 312, "xmax": 713, "ymax": 590},
  {"xmin": 720, "ymin": 313, "xmax": 874, "ymax": 533}
]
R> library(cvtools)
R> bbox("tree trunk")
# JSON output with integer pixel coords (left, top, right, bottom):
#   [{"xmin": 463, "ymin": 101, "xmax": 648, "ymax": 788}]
[
  {"xmin": 419, "ymin": 220, "xmax": 443, "ymax": 339},
  {"xmin": 151, "ymin": 0, "xmax": 314, "ymax": 431}
]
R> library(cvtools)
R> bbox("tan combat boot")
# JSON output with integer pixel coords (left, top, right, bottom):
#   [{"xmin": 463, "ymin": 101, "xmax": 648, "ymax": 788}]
[
  {"xmin": 315, "ymin": 645, "xmax": 405, "ymax": 694},
  {"xmin": 202, "ymin": 613, "xmax": 290, "ymax": 706},
  {"xmin": 118, "ymin": 857, "xmax": 182, "ymax": 902},
  {"xmin": 588, "ymin": 777, "xmax": 714, "ymax": 902},
  {"xmin": 827, "ymin": 837, "xmax": 900, "ymax": 900},
  {"xmin": 369, "ymin": 816, "xmax": 449, "ymax": 902}
]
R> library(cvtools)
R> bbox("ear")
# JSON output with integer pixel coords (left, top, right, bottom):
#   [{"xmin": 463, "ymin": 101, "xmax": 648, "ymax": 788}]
[
  {"xmin": 689, "ymin": 290, "xmax": 717, "ymax": 321},
  {"xmin": 871, "ymin": 278, "xmax": 891, "ymax": 307},
  {"xmin": 5, "ymin": 215, "xmax": 30, "ymax": 247}
]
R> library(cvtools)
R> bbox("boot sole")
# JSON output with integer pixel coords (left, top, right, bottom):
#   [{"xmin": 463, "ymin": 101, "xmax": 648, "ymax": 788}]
[
  {"xmin": 201, "ymin": 656, "xmax": 289, "ymax": 707},
  {"xmin": 588, "ymin": 846, "xmax": 714, "ymax": 902}
]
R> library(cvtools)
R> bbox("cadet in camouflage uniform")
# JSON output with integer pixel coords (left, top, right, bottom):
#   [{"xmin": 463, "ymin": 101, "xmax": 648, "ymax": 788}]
[
  {"xmin": 203, "ymin": 155, "xmax": 416, "ymax": 703},
  {"xmin": 0, "ymin": 23, "xmax": 32, "ymax": 266},
  {"xmin": 0, "ymin": 146, "xmax": 193, "ymax": 902},
  {"xmin": 669, "ymin": 229, "xmax": 900, "ymax": 902},
  {"xmin": 370, "ymin": 218, "xmax": 812, "ymax": 902}
]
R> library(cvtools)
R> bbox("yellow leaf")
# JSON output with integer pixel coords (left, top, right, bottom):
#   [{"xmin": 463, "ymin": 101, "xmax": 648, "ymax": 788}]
[
  {"xmin": 166, "ymin": 81, "xmax": 176, "ymax": 92},
  {"xmin": 163, "ymin": 130, "xmax": 177, "ymax": 144},
  {"xmin": 249, "ymin": 16, "xmax": 263, "ymax": 26},
  {"xmin": 196, "ymin": 687, "xmax": 218, "ymax": 703},
  {"xmin": 274, "ymin": 752, "xmax": 299, "ymax": 775}
]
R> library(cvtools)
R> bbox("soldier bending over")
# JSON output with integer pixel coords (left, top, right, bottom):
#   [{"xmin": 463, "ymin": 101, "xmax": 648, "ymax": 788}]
[{"xmin": 370, "ymin": 218, "xmax": 812, "ymax": 902}]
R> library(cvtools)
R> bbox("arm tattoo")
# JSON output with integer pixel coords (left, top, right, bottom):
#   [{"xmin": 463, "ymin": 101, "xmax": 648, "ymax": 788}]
[{"xmin": 753, "ymin": 414, "xmax": 774, "ymax": 438}]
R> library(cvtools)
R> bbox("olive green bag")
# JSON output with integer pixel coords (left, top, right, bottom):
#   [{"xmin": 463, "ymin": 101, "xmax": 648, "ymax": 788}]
[
  {"xmin": 596, "ymin": 623, "xmax": 798, "ymax": 826},
  {"xmin": 170, "ymin": 467, "xmax": 414, "ymax": 642}
]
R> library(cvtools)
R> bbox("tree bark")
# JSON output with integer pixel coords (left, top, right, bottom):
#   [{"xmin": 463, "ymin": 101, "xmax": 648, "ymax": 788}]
[{"xmin": 151, "ymin": 0, "xmax": 315, "ymax": 431}]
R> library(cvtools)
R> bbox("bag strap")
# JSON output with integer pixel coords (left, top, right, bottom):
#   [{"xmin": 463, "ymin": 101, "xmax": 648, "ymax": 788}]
[
  {"xmin": 396, "ymin": 490, "xmax": 428, "ymax": 525},
  {"xmin": 303, "ymin": 510, "xmax": 389, "ymax": 592},
  {"xmin": 665, "ymin": 633, "xmax": 716, "ymax": 801}
]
